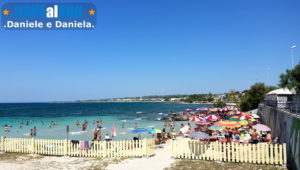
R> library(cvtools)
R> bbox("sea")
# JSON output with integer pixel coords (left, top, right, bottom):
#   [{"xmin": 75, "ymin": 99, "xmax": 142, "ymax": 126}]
[{"xmin": 0, "ymin": 102, "xmax": 211, "ymax": 141}]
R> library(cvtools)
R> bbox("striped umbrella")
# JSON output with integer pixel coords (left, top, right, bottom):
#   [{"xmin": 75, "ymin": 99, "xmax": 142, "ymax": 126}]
[
  {"xmin": 190, "ymin": 117, "xmax": 204, "ymax": 122},
  {"xmin": 229, "ymin": 116, "xmax": 240, "ymax": 122},
  {"xmin": 253, "ymin": 124, "xmax": 271, "ymax": 132},
  {"xmin": 206, "ymin": 115, "xmax": 220, "ymax": 121},
  {"xmin": 239, "ymin": 120, "xmax": 249, "ymax": 125},
  {"xmin": 215, "ymin": 120, "xmax": 242, "ymax": 128},
  {"xmin": 238, "ymin": 115, "xmax": 252, "ymax": 121}
]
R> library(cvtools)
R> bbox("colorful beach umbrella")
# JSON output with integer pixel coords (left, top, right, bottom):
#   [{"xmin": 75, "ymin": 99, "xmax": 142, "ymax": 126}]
[
  {"xmin": 238, "ymin": 115, "xmax": 252, "ymax": 121},
  {"xmin": 188, "ymin": 132, "xmax": 210, "ymax": 139},
  {"xmin": 206, "ymin": 115, "xmax": 220, "ymax": 121},
  {"xmin": 252, "ymin": 124, "xmax": 271, "ymax": 132},
  {"xmin": 185, "ymin": 108, "xmax": 192, "ymax": 111},
  {"xmin": 241, "ymin": 112, "xmax": 252, "ymax": 116},
  {"xmin": 208, "ymin": 124, "xmax": 224, "ymax": 131},
  {"xmin": 215, "ymin": 120, "xmax": 242, "ymax": 128},
  {"xmin": 225, "ymin": 115, "xmax": 235, "ymax": 119},
  {"xmin": 190, "ymin": 117, "xmax": 204, "ymax": 122},
  {"xmin": 196, "ymin": 108, "xmax": 202, "ymax": 111},
  {"xmin": 131, "ymin": 128, "xmax": 149, "ymax": 134},
  {"xmin": 149, "ymin": 129, "xmax": 162, "ymax": 134},
  {"xmin": 196, "ymin": 120, "xmax": 212, "ymax": 126},
  {"xmin": 239, "ymin": 120, "xmax": 249, "ymax": 125},
  {"xmin": 236, "ymin": 111, "xmax": 243, "ymax": 115},
  {"xmin": 229, "ymin": 116, "xmax": 240, "ymax": 122}
]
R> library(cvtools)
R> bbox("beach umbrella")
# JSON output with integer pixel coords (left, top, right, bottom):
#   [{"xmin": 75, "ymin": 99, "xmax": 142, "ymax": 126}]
[
  {"xmin": 196, "ymin": 120, "xmax": 212, "ymax": 126},
  {"xmin": 112, "ymin": 123, "xmax": 116, "ymax": 138},
  {"xmin": 228, "ymin": 111, "xmax": 235, "ymax": 115},
  {"xmin": 241, "ymin": 112, "xmax": 252, "ymax": 116},
  {"xmin": 229, "ymin": 116, "xmax": 240, "ymax": 122},
  {"xmin": 196, "ymin": 108, "xmax": 202, "ymax": 111},
  {"xmin": 131, "ymin": 128, "xmax": 149, "ymax": 134},
  {"xmin": 250, "ymin": 114, "xmax": 260, "ymax": 119},
  {"xmin": 149, "ymin": 129, "xmax": 162, "ymax": 134},
  {"xmin": 238, "ymin": 115, "xmax": 252, "ymax": 121},
  {"xmin": 208, "ymin": 124, "xmax": 224, "ymax": 131},
  {"xmin": 239, "ymin": 120, "xmax": 249, "ymax": 125},
  {"xmin": 190, "ymin": 117, "xmax": 204, "ymax": 122},
  {"xmin": 188, "ymin": 132, "xmax": 210, "ymax": 139},
  {"xmin": 180, "ymin": 126, "xmax": 190, "ymax": 134},
  {"xmin": 222, "ymin": 108, "xmax": 228, "ymax": 111},
  {"xmin": 236, "ymin": 111, "xmax": 243, "ymax": 115},
  {"xmin": 185, "ymin": 108, "xmax": 192, "ymax": 111},
  {"xmin": 206, "ymin": 115, "xmax": 220, "ymax": 121},
  {"xmin": 215, "ymin": 120, "xmax": 242, "ymax": 128},
  {"xmin": 211, "ymin": 108, "xmax": 218, "ymax": 112},
  {"xmin": 202, "ymin": 108, "xmax": 207, "ymax": 111},
  {"xmin": 225, "ymin": 115, "xmax": 235, "ymax": 119},
  {"xmin": 253, "ymin": 124, "xmax": 271, "ymax": 132}
]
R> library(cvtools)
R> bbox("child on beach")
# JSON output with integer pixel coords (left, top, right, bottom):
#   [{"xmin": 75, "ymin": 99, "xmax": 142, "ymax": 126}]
[{"xmin": 33, "ymin": 126, "xmax": 37, "ymax": 136}]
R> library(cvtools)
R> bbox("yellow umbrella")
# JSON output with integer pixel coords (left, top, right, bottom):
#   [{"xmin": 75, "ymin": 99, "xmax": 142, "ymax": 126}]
[
  {"xmin": 215, "ymin": 120, "xmax": 242, "ymax": 129},
  {"xmin": 239, "ymin": 120, "xmax": 248, "ymax": 125}
]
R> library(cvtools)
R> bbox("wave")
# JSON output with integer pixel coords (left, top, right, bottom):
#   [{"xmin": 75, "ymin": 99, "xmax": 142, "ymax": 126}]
[
  {"xmin": 134, "ymin": 118, "xmax": 142, "ymax": 121},
  {"xmin": 121, "ymin": 132, "xmax": 127, "ymax": 135},
  {"xmin": 70, "ymin": 131, "xmax": 87, "ymax": 135},
  {"xmin": 121, "ymin": 120, "xmax": 127, "ymax": 122},
  {"xmin": 23, "ymin": 133, "xmax": 29, "ymax": 136}
]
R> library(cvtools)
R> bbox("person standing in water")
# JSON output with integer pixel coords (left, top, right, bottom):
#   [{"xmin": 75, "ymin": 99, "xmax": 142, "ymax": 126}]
[
  {"xmin": 76, "ymin": 120, "xmax": 80, "ymax": 127},
  {"xmin": 33, "ymin": 126, "xmax": 37, "ymax": 137},
  {"xmin": 134, "ymin": 123, "xmax": 137, "ymax": 130},
  {"xmin": 30, "ymin": 129, "xmax": 33, "ymax": 137},
  {"xmin": 4, "ymin": 124, "xmax": 8, "ymax": 132}
]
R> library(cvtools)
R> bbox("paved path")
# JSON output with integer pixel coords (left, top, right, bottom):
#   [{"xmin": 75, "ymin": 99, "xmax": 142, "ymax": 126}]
[{"xmin": 106, "ymin": 142, "xmax": 174, "ymax": 170}]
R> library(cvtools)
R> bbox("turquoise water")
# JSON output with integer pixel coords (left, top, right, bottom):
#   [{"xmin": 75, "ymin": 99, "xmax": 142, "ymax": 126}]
[{"xmin": 0, "ymin": 102, "xmax": 211, "ymax": 140}]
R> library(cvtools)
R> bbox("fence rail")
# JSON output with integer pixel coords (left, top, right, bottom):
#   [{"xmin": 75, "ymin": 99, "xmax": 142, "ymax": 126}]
[
  {"xmin": 0, "ymin": 137, "xmax": 155, "ymax": 158},
  {"xmin": 171, "ymin": 140, "xmax": 287, "ymax": 165}
]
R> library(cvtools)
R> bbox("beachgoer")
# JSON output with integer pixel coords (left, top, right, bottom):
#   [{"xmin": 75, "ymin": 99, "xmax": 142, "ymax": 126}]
[
  {"xmin": 19, "ymin": 123, "xmax": 22, "ymax": 129},
  {"xmin": 33, "ymin": 126, "xmax": 37, "ymax": 136},
  {"xmin": 4, "ymin": 124, "xmax": 8, "ymax": 132},
  {"xmin": 105, "ymin": 133, "xmax": 110, "ymax": 140},
  {"xmin": 82, "ymin": 123, "xmax": 87, "ymax": 131},
  {"xmin": 251, "ymin": 129, "xmax": 260, "ymax": 144},
  {"xmin": 122, "ymin": 122, "xmax": 125, "ymax": 128},
  {"xmin": 30, "ymin": 129, "xmax": 33, "ymax": 137},
  {"xmin": 76, "ymin": 120, "xmax": 80, "ymax": 127},
  {"xmin": 134, "ymin": 123, "xmax": 137, "ymax": 130},
  {"xmin": 26, "ymin": 121, "xmax": 29, "ymax": 126},
  {"xmin": 97, "ymin": 128, "xmax": 101, "ymax": 141},
  {"xmin": 266, "ymin": 132, "xmax": 272, "ymax": 144}
]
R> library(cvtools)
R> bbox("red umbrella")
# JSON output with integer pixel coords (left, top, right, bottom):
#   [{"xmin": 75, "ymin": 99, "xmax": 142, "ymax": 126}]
[
  {"xmin": 190, "ymin": 117, "xmax": 204, "ymax": 122},
  {"xmin": 238, "ymin": 115, "xmax": 252, "ymax": 121},
  {"xmin": 185, "ymin": 108, "xmax": 192, "ymax": 111},
  {"xmin": 206, "ymin": 115, "xmax": 220, "ymax": 121}
]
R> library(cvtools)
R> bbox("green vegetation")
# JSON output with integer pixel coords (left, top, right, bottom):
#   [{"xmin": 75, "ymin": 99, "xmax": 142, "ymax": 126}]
[
  {"xmin": 239, "ymin": 83, "xmax": 277, "ymax": 112},
  {"xmin": 213, "ymin": 99, "xmax": 226, "ymax": 108},
  {"xmin": 279, "ymin": 62, "xmax": 300, "ymax": 94},
  {"xmin": 182, "ymin": 94, "xmax": 211, "ymax": 103}
]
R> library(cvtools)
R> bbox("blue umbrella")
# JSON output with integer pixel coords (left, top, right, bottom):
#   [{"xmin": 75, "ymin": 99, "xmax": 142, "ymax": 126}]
[
  {"xmin": 131, "ymin": 128, "xmax": 149, "ymax": 134},
  {"xmin": 188, "ymin": 132, "xmax": 210, "ymax": 139},
  {"xmin": 208, "ymin": 124, "xmax": 224, "ymax": 131}
]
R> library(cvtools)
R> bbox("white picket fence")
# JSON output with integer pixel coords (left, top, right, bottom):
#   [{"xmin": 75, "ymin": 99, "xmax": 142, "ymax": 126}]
[
  {"xmin": 0, "ymin": 137, "xmax": 155, "ymax": 158},
  {"xmin": 171, "ymin": 140, "xmax": 287, "ymax": 165}
]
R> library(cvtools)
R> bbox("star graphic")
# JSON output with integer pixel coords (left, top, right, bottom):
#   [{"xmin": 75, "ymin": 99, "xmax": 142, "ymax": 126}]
[
  {"xmin": 89, "ymin": 9, "xmax": 95, "ymax": 15},
  {"xmin": 3, "ymin": 9, "xmax": 9, "ymax": 15}
]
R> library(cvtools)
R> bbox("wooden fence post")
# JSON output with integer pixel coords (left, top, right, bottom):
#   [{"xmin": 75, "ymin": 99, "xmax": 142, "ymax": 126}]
[
  {"xmin": 143, "ymin": 139, "xmax": 147, "ymax": 157},
  {"xmin": 64, "ymin": 139, "xmax": 68, "ymax": 156},
  {"xmin": 31, "ymin": 137, "xmax": 35, "ymax": 154},
  {"xmin": 103, "ymin": 141, "xmax": 107, "ymax": 158},
  {"xmin": 1, "ymin": 137, "xmax": 4, "ymax": 152}
]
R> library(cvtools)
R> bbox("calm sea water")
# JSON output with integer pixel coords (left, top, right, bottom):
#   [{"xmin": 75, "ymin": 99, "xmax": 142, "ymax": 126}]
[{"xmin": 0, "ymin": 102, "xmax": 211, "ymax": 140}]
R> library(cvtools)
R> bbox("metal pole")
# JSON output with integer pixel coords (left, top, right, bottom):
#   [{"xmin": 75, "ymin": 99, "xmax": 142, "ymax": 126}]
[{"xmin": 291, "ymin": 48, "xmax": 294, "ymax": 69}]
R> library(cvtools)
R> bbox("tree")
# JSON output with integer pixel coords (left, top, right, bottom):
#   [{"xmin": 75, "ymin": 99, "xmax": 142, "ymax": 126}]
[
  {"xmin": 239, "ymin": 83, "xmax": 277, "ymax": 112},
  {"xmin": 213, "ymin": 99, "xmax": 226, "ymax": 108},
  {"xmin": 279, "ymin": 62, "xmax": 300, "ymax": 94},
  {"xmin": 207, "ymin": 92, "xmax": 214, "ymax": 102},
  {"xmin": 229, "ymin": 90, "xmax": 237, "ymax": 102}
]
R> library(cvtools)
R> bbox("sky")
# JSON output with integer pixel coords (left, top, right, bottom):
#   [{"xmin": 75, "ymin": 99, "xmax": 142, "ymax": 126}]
[{"xmin": 0, "ymin": 0, "xmax": 300, "ymax": 102}]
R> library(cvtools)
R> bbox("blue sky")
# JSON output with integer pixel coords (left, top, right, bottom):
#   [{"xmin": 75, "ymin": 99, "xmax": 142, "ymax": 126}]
[{"xmin": 0, "ymin": 0, "xmax": 299, "ymax": 102}]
